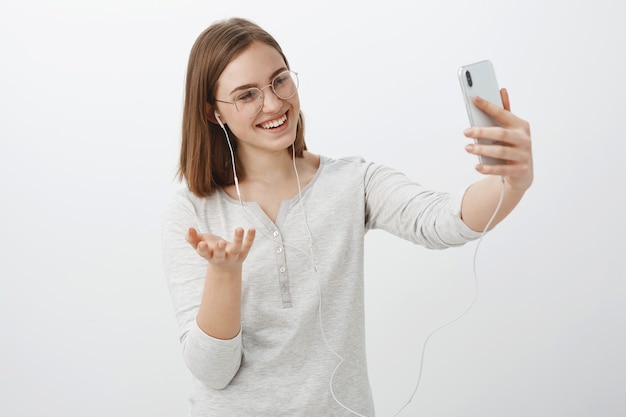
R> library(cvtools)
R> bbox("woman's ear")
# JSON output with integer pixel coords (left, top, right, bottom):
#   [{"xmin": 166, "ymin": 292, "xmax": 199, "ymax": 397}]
[{"xmin": 205, "ymin": 103, "xmax": 222, "ymax": 126}]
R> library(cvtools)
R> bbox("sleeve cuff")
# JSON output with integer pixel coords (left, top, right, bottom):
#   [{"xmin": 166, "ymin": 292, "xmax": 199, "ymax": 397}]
[{"xmin": 451, "ymin": 185, "xmax": 484, "ymax": 240}]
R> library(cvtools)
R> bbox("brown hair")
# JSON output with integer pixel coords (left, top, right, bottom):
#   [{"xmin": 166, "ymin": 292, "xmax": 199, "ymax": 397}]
[{"xmin": 178, "ymin": 17, "xmax": 306, "ymax": 197}]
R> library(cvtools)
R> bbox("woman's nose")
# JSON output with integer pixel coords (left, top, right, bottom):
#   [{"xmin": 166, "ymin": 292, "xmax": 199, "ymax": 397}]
[{"xmin": 260, "ymin": 86, "xmax": 282, "ymax": 113}]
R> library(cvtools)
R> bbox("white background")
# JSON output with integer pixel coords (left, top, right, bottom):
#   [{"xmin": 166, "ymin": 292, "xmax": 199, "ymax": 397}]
[{"xmin": 1, "ymin": 1, "xmax": 624, "ymax": 416}]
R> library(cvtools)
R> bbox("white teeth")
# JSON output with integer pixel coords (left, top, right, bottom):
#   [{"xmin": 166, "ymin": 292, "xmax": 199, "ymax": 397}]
[{"xmin": 261, "ymin": 114, "xmax": 287, "ymax": 129}]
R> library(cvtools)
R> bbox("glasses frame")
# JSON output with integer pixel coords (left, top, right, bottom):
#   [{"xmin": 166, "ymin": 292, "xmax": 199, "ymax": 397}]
[{"xmin": 214, "ymin": 70, "xmax": 299, "ymax": 117}]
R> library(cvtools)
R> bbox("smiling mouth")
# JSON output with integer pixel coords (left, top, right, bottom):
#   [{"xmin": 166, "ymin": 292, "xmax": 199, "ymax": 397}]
[{"xmin": 259, "ymin": 113, "xmax": 287, "ymax": 129}]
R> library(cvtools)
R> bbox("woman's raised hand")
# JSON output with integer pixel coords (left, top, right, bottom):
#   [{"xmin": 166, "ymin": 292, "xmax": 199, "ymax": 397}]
[
  {"xmin": 463, "ymin": 88, "xmax": 533, "ymax": 191},
  {"xmin": 185, "ymin": 227, "xmax": 256, "ymax": 270}
]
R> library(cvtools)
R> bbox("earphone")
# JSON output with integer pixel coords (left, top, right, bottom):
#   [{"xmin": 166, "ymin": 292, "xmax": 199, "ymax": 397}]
[
  {"xmin": 214, "ymin": 117, "xmax": 505, "ymax": 417},
  {"xmin": 214, "ymin": 111, "xmax": 224, "ymax": 128},
  {"xmin": 215, "ymin": 111, "xmax": 243, "ymax": 202}
]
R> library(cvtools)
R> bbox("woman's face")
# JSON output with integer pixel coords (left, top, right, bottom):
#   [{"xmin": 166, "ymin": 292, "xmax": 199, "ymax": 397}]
[{"xmin": 213, "ymin": 41, "xmax": 300, "ymax": 158}]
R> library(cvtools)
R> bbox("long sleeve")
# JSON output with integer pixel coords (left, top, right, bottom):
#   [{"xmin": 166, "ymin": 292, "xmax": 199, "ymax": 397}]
[
  {"xmin": 362, "ymin": 160, "xmax": 482, "ymax": 248},
  {"xmin": 161, "ymin": 190, "xmax": 243, "ymax": 389}
]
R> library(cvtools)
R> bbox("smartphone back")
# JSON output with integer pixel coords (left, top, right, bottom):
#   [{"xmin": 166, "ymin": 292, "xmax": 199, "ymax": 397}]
[{"xmin": 458, "ymin": 60, "xmax": 505, "ymax": 165}]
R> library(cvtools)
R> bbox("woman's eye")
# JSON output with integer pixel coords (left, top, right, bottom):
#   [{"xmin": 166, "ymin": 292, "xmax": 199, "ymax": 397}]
[
  {"xmin": 274, "ymin": 74, "xmax": 288, "ymax": 86},
  {"xmin": 237, "ymin": 90, "xmax": 256, "ymax": 102}
]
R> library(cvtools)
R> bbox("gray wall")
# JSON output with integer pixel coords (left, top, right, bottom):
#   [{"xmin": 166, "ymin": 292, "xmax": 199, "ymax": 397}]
[{"xmin": 1, "ymin": 1, "xmax": 624, "ymax": 416}]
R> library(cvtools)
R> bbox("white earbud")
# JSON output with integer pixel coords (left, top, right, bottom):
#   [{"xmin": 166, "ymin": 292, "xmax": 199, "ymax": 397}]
[{"xmin": 214, "ymin": 111, "xmax": 224, "ymax": 128}]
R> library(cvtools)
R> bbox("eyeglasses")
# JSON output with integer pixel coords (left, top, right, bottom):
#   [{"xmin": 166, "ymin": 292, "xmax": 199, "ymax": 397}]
[{"xmin": 215, "ymin": 70, "xmax": 299, "ymax": 117}]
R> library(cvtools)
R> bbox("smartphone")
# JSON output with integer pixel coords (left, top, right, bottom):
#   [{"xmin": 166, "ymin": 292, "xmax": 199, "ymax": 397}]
[{"xmin": 458, "ymin": 60, "xmax": 505, "ymax": 165}]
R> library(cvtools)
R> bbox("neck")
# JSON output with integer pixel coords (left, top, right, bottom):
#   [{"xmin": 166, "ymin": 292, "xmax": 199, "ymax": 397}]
[{"xmin": 238, "ymin": 146, "xmax": 297, "ymax": 185}]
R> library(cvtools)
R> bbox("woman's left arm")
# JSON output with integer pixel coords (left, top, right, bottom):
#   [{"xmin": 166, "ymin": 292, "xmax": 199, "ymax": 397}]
[{"xmin": 460, "ymin": 88, "xmax": 534, "ymax": 232}]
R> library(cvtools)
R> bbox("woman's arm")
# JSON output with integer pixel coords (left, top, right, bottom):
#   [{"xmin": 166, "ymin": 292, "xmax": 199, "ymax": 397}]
[
  {"xmin": 185, "ymin": 227, "xmax": 256, "ymax": 340},
  {"xmin": 460, "ymin": 89, "xmax": 534, "ymax": 232},
  {"xmin": 162, "ymin": 195, "xmax": 256, "ymax": 389}
]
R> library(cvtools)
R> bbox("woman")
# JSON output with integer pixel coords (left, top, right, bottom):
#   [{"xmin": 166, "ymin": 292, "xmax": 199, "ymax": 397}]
[{"xmin": 162, "ymin": 17, "xmax": 533, "ymax": 417}]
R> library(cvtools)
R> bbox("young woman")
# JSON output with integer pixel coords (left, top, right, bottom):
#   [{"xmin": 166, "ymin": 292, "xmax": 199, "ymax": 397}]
[{"xmin": 162, "ymin": 17, "xmax": 533, "ymax": 417}]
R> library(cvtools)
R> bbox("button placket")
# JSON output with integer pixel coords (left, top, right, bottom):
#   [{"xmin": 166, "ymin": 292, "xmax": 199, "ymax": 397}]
[{"xmin": 272, "ymin": 229, "xmax": 292, "ymax": 308}]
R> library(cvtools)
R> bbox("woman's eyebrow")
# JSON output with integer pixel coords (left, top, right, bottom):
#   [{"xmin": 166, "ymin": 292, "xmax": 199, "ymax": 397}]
[{"xmin": 228, "ymin": 67, "xmax": 288, "ymax": 95}]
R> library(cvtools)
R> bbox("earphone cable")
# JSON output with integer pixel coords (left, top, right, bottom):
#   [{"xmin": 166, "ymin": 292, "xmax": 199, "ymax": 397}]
[
  {"xmin": 220, "ymin": 125, "xmax": 366, "ymax": 416},
  {"xmin": 392, "ymin": 175, "xmax": 506, "ymax": 417}
]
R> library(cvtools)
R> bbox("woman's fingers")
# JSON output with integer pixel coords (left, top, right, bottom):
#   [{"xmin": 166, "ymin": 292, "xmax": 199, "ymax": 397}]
[
  {"xmin": 239, "ymin": 228, "xmax": 256, "ymax": 259},
  {"xmin": 186, "ymin": 227, "xmax": 256, "ymax": 265},
  {"xmin": 472, "ymin": 93, "xmax": 522, "ymax": 129},
  {"xmin": 465, "ymin": 141, "xmax": 513, "ymax": 163},
  {"xmin": 464, "ymin": 125, "xmax": 524, "ymax": 148},
  {"xmin": 212, "ymin": 240, "xmax": 227, "ymax": 261},
  {"xmin": 226, "ymin": 228, "xmax": 256, "ymax": 260},
  {"xmin": 185, "ymin": 227, "xmax": 200, "ymax": 246},
  {"xmin": 500, "ymin": 88, "xmax": 511, "ymax": 112}
]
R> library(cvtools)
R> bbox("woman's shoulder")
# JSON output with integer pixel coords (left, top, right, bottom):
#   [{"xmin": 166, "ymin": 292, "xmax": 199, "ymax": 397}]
[
  {"xmin": 164, "ymin": 184, "xmax": 224, "ymax": 215},
  {"xmin": 316, "ymin": 153, "xmax": 371, "ymax": 170},
  {"xmin": 310, "ymin": 153, "xmax": 386, "ymax": 189}
]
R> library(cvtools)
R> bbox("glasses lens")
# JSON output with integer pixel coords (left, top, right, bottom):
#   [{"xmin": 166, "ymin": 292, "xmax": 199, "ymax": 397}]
[
  {"xmin": 272, "ymin": 71, "xmax": 299, "ymax": 99},
  {"xmin": 235, "ymin": 89, "xmax": 264, "ymax": 117}
]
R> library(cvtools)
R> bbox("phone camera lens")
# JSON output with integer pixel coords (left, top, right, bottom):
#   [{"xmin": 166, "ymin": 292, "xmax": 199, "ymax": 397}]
[{"xmin": 465, "ymin": 71, "xmax": 473, "ymax": 87}]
